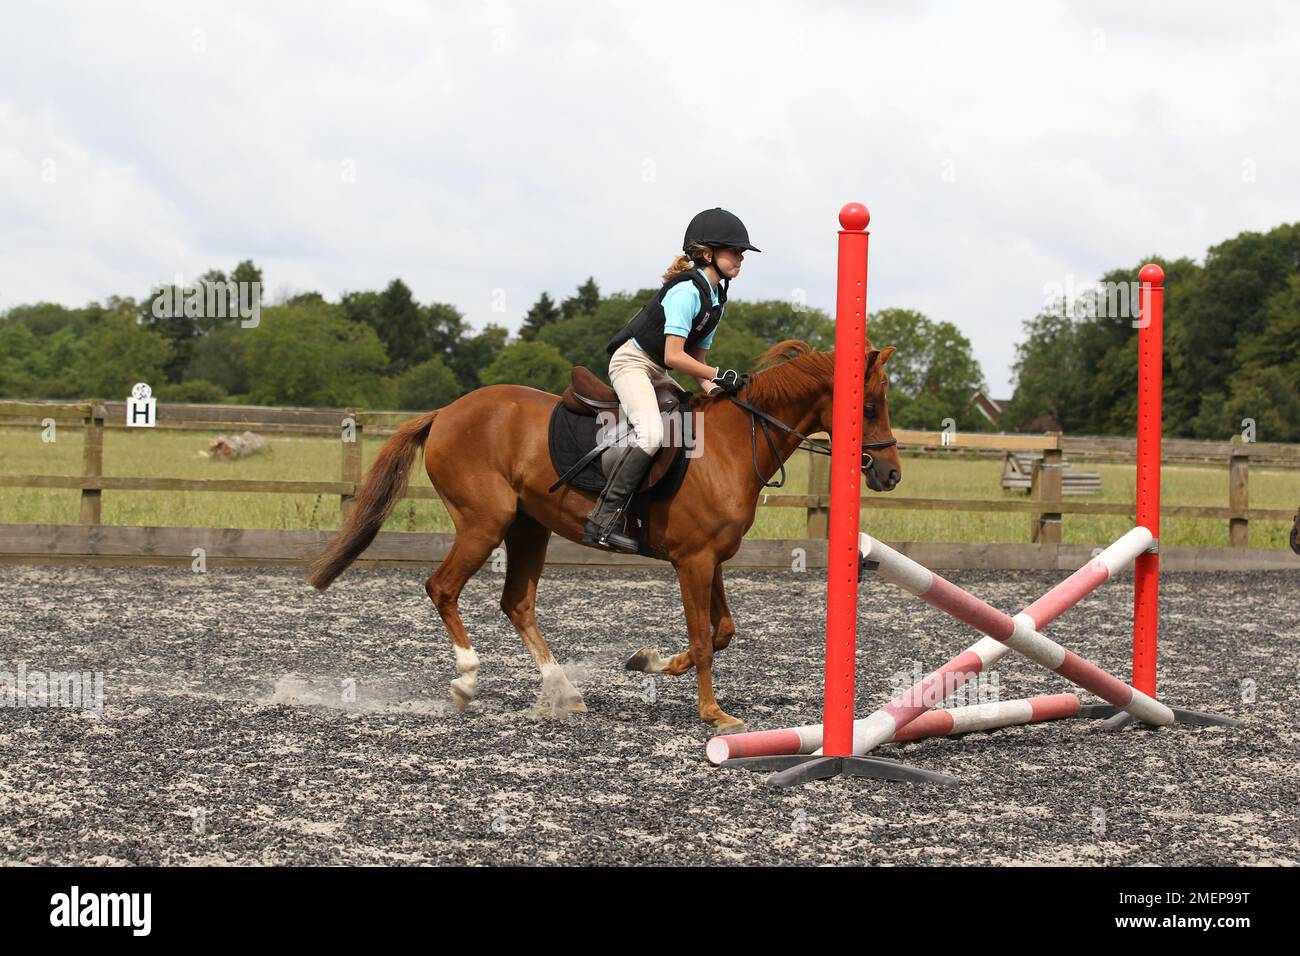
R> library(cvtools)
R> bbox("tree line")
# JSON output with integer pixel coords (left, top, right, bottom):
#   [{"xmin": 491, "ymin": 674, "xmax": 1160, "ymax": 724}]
[
  {"xmin": 0, "ymin": 265, "xmax": 994, "ymax": 431},
  {"xmin": 1, "ymin": 219, "xmax": 1295, "ymax": 440},
  {"xmin": 1001, "ymin": 222, "xmax": 1299, "ymax": 441}
]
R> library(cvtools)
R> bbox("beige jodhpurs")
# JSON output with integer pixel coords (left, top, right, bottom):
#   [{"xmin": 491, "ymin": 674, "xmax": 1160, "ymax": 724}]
[{"xmin": 608, "ymin": 339, "xmax": 678, "ymax": 453}]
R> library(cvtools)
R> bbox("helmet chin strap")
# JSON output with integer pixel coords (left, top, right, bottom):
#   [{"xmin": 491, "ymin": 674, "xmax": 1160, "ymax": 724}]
[{"xmin": 696, "ymin": 250, "xmax": 728, "ymax": 293}]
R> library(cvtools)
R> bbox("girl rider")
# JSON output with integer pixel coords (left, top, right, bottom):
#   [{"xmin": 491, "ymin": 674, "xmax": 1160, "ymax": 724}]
[{"xmin": 584, "ymin": 208, "xmax": 758, "ymax": 552}]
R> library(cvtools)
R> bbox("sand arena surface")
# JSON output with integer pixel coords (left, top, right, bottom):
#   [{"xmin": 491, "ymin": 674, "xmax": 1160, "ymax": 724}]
[{"xmin": 1, "ymin": 562, "xmax": 1296, "ymax": 865}]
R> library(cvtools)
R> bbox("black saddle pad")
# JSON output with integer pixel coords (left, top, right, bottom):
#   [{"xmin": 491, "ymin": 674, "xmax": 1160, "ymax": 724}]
[{"xmin": 546, "ymin": 401, "xmax": 691, "ymax": 499}]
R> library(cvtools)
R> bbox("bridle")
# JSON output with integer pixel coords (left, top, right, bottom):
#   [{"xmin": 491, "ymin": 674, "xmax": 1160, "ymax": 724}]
[{"xmin": 722, "ymin": 384, "xmax": 898, "ymax": 489}]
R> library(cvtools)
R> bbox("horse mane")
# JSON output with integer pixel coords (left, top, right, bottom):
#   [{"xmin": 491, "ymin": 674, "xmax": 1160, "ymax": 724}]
[
  {"xmin": 743, "ymin": 340, "xmax": 833, "ymax": 407},
  {"xmin": 687, "ymin": 338, "xmax": 878, "ymax": 408}
]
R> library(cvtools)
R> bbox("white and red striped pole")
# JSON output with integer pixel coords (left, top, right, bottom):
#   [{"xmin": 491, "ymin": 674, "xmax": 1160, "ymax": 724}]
[
  {"xmin": 708, "ymin": 688, "xmax": 1082, "ymax": 761},
  {"xmin": 859, "ymin": 532, "xmax": 1174, "ymax": 726},
  {"xmin": 891, "ymin": 693, "xmax": 1081, "ymax": 743},
  {"xmin": 705, "ymin": 526, "xmax": 1154, "ymax": 764}
]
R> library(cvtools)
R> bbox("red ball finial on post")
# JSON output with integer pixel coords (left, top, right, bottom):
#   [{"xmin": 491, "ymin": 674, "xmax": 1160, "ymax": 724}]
[
  {"xmin": 839, "ymin": 202, "xmax": 870, "ymax": 232},
  {"xmin": 1139, "ymin": 263, "xmax": 1165, "ymax": 287}
]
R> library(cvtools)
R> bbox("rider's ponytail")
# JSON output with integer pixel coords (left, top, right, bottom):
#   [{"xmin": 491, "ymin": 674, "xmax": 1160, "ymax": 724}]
[{"xmin": 661, "ymin": 244, "xmax": 713, "ymax": 285}]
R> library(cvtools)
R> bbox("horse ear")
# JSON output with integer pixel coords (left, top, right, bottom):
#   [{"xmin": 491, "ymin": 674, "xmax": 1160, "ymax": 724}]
[{"xmin": 865, "ymin": 346, "xmax": 896, "ymax": 372}]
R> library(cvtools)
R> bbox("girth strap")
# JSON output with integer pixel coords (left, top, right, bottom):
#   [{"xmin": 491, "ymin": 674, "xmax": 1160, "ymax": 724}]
[{"xmin": 549, "ymin": 438, "xmax": 614, "ymax": 493}]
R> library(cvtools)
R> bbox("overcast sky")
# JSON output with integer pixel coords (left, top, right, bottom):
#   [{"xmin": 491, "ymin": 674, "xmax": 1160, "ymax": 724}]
[{"xmin": 2, "ymin": 0, "xmax": 1295, "ymax": 394}]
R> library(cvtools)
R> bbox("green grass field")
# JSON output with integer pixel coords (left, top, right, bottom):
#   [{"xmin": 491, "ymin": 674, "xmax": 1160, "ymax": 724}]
[{"xmin": 0, "ymin": 425, "xmax": 1293, "ymax": 548}]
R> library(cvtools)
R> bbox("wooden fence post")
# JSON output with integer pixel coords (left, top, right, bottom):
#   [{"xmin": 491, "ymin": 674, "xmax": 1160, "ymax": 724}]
[
  {"xmin": 806, "ymin": 446, "xmax": 831, "ymax": 538},
  {"xmin": 1229, "ymin": 445, "xmax": 1249, "ymax": 547},
  {"xmin": 79, "ymin": 403, "xmax": 104, "ymax": 525},
  {"xmin": 340, "ymin": 409, "xmax": 363, "ymax": 527},
  {"xmin": 1030, "ymin": 443, "xmax": 1063, "ymax": 544}
]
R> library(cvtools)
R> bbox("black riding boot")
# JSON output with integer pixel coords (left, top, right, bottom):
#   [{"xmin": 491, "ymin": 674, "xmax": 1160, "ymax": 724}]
[{"xmin": 582, "ymin": 445, "xmax": 656, "ymax": 553}]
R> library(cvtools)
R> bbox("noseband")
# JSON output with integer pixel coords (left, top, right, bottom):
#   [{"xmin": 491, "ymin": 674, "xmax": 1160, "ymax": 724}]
[{"xmin": 722, "ymin": 389, "xmax": 898, "ymax": 490}]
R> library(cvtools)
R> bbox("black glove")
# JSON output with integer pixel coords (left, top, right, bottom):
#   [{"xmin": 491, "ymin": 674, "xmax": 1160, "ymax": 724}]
[{"xmin": 711, "ymin": 368, "xmax": 745, "ymax": 394}]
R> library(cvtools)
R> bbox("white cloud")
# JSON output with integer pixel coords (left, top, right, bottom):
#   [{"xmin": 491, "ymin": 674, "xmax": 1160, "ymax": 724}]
[{"xmin": 1, "ymin": 0, "xmax": 1295, "ymax": 394}]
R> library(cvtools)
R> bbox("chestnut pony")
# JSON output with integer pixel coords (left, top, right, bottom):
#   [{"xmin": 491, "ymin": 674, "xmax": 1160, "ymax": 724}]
[{"xmin": 307, "ymin": 339, "xmax": 901, "ymax": 731}]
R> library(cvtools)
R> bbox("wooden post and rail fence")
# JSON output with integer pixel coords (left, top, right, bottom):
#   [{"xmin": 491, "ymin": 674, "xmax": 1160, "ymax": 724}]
[{"xmin": 0, "ymin": 400, "xmax": 1295, "ymax": 570}]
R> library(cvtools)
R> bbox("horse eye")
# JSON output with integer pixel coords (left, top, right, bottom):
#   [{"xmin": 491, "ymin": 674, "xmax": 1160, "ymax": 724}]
[{"xmin": 864, "ymin": 403, "xmax": 876, "ymax": 417}]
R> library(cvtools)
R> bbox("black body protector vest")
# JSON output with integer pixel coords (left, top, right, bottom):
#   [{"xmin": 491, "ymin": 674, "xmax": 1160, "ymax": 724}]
[{"xmin": 605, "ymin": 270, "xmax": 726, "ymax": 369}]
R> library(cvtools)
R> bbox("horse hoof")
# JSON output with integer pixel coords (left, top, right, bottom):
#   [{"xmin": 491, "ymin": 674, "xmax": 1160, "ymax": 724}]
[
  {"xmin": 708, "ymin": 713, "xmax": 745, "ymax": 732},
  {"xmin": 625, "ymin": 647, "xmax": 663, "ymax": 673},
  {"xmin": 449, "ymin": 680, "xmax": 475, "ymax": 710},
  {"xmin": 539, "ymin": 664, "xmax": 588, "ymax": 716}
]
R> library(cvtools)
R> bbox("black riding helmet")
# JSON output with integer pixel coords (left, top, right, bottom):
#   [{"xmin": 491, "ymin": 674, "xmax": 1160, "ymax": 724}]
[{"xmin": 683, "ymin": 208, "xmax": 761, "ymax": 255}]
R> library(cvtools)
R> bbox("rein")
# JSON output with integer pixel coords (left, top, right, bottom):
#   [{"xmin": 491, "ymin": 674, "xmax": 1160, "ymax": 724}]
[{"xmin": 722, "ymin": 388, "xmax": 898, "ymax": 489}]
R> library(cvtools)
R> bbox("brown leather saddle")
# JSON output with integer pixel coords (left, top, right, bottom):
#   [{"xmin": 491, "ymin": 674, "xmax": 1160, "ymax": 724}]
[{"xmin": 550, "ymin": 366, "xmax": 691, "ymax": 494}]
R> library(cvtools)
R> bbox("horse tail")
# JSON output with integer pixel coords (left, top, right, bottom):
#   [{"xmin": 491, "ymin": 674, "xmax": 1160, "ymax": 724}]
[{"xmin": 307, "ymin": 409, "xmax": 439, "ymax": 590}]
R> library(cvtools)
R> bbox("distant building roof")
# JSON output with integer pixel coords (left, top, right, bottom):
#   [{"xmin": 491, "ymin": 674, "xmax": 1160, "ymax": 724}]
[{"xmin": 970, "ymin": 390, "xmax": 1005, "ymax": 425}]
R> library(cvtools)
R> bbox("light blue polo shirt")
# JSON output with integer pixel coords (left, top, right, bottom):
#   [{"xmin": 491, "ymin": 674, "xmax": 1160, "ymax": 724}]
[{"xmin": 632, "ymin": 268, "xmax": 722, "ymax": 352}]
